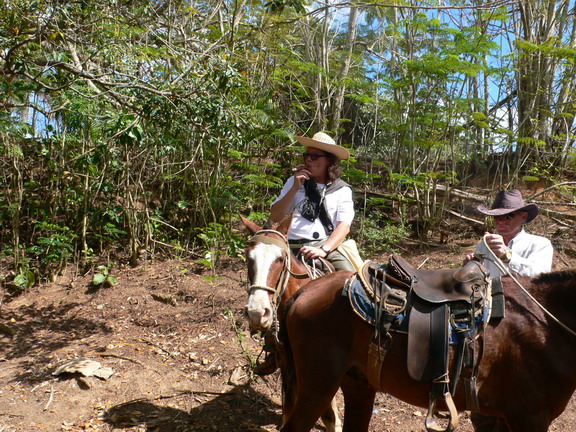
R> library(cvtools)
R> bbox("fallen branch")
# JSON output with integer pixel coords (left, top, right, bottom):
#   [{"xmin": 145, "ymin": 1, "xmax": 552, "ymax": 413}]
[
  {"xmin": 43, "ymin": 386, "xmax": 55, "ymax": 411},
  {"xmin": 435, "ymin": 185, "xmax": 487, "ymax": 203},
  {"xmin": 527, "ymin": 182, "xmax": 576, "ymax": 201},
  {"xmin": 550, "ymin": 216, "xmax": 576, "ymax": 229},
  {"xmin": 445, "ymin": 209, "xmax": 484, "ymax": 225},
  {"xmin": 139, "ymin": 338, "xmax": 175, "ymax": 357},
  {"xmin": 98, "ymin": 353, "xmax": 157, "ymax": 373},
  {"xmin": 110, "ymin": 389, "xmax": 230, "ymax": 409},
  {"xmin": 539, "ymin": 208, "xmax": 576, "ymax": 221}
]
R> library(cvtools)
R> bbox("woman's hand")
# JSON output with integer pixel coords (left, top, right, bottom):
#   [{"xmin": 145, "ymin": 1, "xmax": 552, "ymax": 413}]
[
  {"xmin": 292, "ymin": 164, "xmax": 310, "ymax": 189},
  {"xmin": 300, "ymin": 245, "xmax": 328, "ymax": 261}
]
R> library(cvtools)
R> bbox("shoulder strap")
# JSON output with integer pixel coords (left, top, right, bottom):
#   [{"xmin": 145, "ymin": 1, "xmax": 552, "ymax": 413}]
[{"xmin": 325, "ymin": 179, "xmax": 350, "ymax": 195}]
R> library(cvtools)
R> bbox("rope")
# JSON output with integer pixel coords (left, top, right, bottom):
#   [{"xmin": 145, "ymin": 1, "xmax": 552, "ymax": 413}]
[{"xmin": 480, "ymin": 234, "xmax": 576, "ymax": 338}]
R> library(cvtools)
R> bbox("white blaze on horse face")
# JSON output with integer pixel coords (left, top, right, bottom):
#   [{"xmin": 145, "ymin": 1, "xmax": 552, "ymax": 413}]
[{"xmin": 245, "ymin": 242, "xmax": 282, "ymax": 330}]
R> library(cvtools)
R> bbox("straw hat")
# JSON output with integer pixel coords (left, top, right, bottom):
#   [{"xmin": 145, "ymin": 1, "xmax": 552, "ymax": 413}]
[
  {"xmin": 477, "ymin": 189, "xmax": 539, "ymax": 223},
  {"xmin": 295, "ymin": 132, "xmax": 350, "ymax": 160}
]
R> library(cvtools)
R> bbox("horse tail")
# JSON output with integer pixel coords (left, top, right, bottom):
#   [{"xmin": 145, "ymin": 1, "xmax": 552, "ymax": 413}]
[{"xmin": 278, "ymin": 291, "xmax": 302, "ymax": 423}]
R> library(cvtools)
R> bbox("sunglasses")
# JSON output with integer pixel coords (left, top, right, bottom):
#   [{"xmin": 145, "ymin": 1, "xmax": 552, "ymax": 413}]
[
  {"xmin": 303, "ymin": 153, "xmax": 328, "ymax": 161},
  {"xmin": 494, "ymin": 212, "xmax": 518, "ymax": 220}
]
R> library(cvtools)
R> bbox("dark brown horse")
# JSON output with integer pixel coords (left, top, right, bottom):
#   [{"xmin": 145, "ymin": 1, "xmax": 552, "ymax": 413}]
[
  {"xmin": 241, "ymin": 215, "xmax": 342, "ymax": 432},
  {"xmin": 279, "ymin": 268, "xmax": 576, "ymax": 431}
]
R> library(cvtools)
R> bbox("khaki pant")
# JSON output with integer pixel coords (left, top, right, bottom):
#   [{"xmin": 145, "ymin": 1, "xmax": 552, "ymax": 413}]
[{"xmin": 289, "ymin": 240, "xmax": 355, "ymax": 271}]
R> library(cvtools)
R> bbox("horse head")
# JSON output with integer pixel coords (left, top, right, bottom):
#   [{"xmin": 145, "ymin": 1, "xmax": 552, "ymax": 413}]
[{"xmin": 241, "ymin": 214, "xmax": 294, "ymax": 331}]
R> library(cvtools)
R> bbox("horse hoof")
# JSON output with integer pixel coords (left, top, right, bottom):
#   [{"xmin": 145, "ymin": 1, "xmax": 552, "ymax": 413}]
[{"xmin": 253, "ymin": 355, "xmax": 278, "ymax": 376}]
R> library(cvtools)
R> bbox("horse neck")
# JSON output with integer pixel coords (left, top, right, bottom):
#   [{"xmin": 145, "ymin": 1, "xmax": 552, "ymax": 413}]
[
  {"xmin": 280, "ymin": 278, "xmax": 301, "ymax": 307},
  {"xmin": 277, "ymin": 254, "xmax": 311, "ymax": 307},
  {"xmin": 509, "ymin": 271, "xmax": 576, "ymax": 338},
  {"xmin": 289, "ymin": 253, "xmax": 312, "ymax": 289},
  {"xmin": 541, "ymin": 272, "xmax": 576, "ymax": 330}
]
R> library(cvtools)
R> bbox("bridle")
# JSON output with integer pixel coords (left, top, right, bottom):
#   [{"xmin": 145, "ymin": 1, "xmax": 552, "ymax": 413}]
[
  {"xmin": 246, "ymin": 229, "xmax": 294, "ymax": 307},
  {"xmin": 246, "ymin": 228, "xmax": 329, "ymax": 303}
]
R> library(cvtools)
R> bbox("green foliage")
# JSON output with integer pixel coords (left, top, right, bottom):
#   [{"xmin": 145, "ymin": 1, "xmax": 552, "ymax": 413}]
[
  {"xmin": 27, "ymin": 222, "xmax": 77, "ymax": 277},
  {"xmin": 14, "ymin": 268, "xmax": 36, "ymax": 291},
  {"xmin": 517, "ymin": 136, "xmax": 547, "ymax": 147},
  {"xmin": 92, "ymin": 265, "xmax": 118, "ymax": 287},
  {"xmin": 0, "ymin": 0, "xmax": 574, "ymax": 285},
  {"xmin": 196, "ymin": 222, "xmax": 245, "ymax": 268},
  {"xmin": 356, "ymin": 214, "xmax": 409, "ymax": 256},
  {"xmin": 223, "ymin": 308, "xmax": 256, "ymax": 368}
]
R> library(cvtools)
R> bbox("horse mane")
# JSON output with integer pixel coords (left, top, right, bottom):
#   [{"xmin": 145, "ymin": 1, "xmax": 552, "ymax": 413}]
[
  {"xmin": 532, "ymin": 268, "xmax": 576, "ymax": 284},
  {"xmin": 528, "ymin": 269, "xmax": 576, "ymax": 308}
]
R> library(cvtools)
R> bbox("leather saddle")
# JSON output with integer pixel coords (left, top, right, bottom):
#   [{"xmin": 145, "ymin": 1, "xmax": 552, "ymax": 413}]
[{"xmin": 348, "ymin": 255, "xmax": 491, "ymax": 432}]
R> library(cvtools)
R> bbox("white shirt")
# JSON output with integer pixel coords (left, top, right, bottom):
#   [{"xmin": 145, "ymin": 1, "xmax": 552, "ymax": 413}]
[
  {"xmin": 475, "ymin": 229, "xmax": 553, "ymax": 278},
  {"xmin": 273, "ymin": 176, "xmax": 354, "ymax": 241}
]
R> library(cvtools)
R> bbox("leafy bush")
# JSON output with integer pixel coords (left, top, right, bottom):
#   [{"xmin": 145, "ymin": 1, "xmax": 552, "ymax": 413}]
[{"xmin": 355, "ymin": 214, "xmax": 409, "ymax": 257}]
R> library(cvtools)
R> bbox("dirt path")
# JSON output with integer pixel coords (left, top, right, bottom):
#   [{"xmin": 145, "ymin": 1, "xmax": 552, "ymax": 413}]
[{"xmin": 1, "ymin": 233, "xmax": 576, "ymax": 431}]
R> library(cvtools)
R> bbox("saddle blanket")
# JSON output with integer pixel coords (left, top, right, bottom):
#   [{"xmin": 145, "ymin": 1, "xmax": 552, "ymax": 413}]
[{"xmin": 344, "ymin": 276, "xmax": 487, "ymax": 344}]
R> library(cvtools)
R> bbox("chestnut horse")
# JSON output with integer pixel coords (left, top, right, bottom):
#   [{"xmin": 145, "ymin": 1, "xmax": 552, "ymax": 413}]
[
  {"xmin": 279, "ymin": 268, "xmax": 576, "ymax": 432},
  {"xmin": 241, "ymin": 215, "xmax": 342, "ymax": 432}
]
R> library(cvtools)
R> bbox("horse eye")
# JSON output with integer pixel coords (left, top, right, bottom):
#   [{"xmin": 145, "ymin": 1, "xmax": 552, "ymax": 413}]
[{"xmin": 276, "ymin": 256, "xmax": 285, "ymax": 263}]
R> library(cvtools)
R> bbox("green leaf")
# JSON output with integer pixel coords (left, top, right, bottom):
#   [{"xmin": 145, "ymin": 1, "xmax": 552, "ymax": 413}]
[
  {"xmin": 14, "ymin": 271, "xmax": 35, "ymax": 289},
  {"xmin": 92, "ymin": 273, "xmax": 107, "ymax": 286}
]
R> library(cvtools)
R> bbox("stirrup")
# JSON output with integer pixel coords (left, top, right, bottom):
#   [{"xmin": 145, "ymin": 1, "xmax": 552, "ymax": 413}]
[{"xmin": 425, "ymin": 392, "xmax": 459, "ymax": 432}]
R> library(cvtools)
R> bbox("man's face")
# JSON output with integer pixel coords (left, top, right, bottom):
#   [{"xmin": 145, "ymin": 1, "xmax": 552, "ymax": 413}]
[{"xmin": 493, "ymin": 211, "xmax": 528, "ymax": 237}]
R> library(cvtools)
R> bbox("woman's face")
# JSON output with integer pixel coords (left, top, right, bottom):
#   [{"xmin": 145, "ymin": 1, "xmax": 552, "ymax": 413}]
[{"xmin": 303, "ymin": 147, "xmax": 330, "ymax": 182}]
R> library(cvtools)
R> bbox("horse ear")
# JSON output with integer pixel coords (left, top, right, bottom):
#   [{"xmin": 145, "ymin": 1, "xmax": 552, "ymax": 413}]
[
  {"xmin": 275, "ymin": 213, "xmax": 293, "ymax": 236},
  {"xmin": 239, "ymin": 214, "xmax": 262, "ymax": 235}
]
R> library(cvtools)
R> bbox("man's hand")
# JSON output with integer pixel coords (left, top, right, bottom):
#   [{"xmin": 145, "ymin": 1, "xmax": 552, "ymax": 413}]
[
  {"xmin": 463, "ymin": 252, "xmax": 476, "ymax": 265},
  {"xmin": 484, "ymin": 232, "xmax": 508, "ymax": 259}
]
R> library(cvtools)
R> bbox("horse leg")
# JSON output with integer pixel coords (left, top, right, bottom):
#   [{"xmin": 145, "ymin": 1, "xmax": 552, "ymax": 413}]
[
  {"xmin": 320, "ymin": 396, "xmax": 342, "ymax": 432},
  {"xmin": 340, "ymin": 374, "xmax": 376, "ymax": 432},
  {"xmin": 470, "ymin": 412, "xmax": 500, "ymax": 432},
  {"xmin": 503, "ymin": 413, "xmax": 551, "ymax": 432},
  {"xmin": 280, "ymin": 381, "xmax": 341, "ymax": 432}
]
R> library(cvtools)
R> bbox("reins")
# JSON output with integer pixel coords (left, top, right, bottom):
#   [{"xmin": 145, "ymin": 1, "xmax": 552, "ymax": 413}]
[{"xmin": 480, "ymin": 234, "xmax": 576, "ymax": 338}]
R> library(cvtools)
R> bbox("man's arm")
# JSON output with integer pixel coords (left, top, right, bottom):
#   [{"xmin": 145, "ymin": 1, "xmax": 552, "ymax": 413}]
[{"xmin": 509, "ymin": 240, "xmax": 554, "ymax": 277}]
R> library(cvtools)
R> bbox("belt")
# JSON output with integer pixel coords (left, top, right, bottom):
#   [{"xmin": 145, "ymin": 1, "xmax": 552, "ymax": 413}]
[
  {"xmin": 289, "ymin": 239, "xmax": 314, "ymax": 245},
  {"xmin": 289, "ymin": 238, "xmax": 327, "ymax": 246}
]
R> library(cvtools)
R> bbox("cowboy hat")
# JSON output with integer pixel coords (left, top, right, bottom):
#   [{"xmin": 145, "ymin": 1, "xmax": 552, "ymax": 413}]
[
  {"xmin": 477, "ymin": 189, "xmax": 539, "ymax": 223},
  {"xmin": 295, "ymin": 132, "xmax": 350, "ymax": 160}
]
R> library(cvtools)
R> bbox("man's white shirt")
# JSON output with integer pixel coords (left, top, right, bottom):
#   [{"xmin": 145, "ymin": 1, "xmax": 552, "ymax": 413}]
[{"xmin": 475, "ymin": 229, "xmax": 553, "ymax": 278}]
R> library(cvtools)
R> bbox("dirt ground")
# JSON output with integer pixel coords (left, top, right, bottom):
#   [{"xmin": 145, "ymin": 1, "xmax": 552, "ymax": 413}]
[{"xmin": 1, "ymin": 214, "xmax": 576, "ymax": 432}]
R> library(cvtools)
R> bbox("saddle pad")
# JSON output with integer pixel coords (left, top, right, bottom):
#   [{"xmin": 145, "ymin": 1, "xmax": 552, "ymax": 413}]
[
  {"xmin": 345, "ymin": 277, "xmax": 408, "ymax": 332},
  {"xmin": 490, "ymin": 277, "xmax": 505, "ymax": 319}
]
